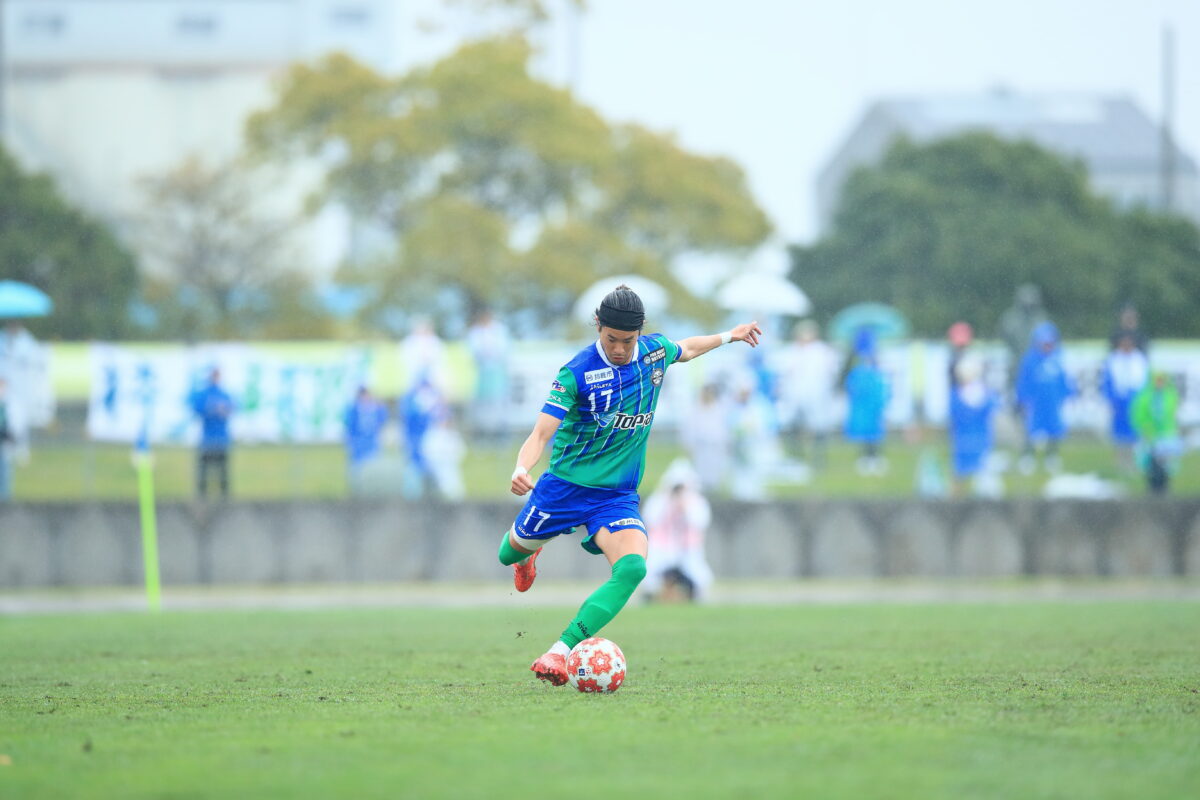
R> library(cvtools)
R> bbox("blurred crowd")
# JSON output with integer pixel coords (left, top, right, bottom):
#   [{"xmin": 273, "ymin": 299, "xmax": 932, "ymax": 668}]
[
  {"xmin": 0, "ymin": 286, "xmax": 1190, "ymax": 505},
  {"xmin": 677, "ymin": 284, "xmax": 1184, "ymax": 500},
  {"xmin": 326, "ymin": 283, "xmax": 1187, "ymax": 506}
]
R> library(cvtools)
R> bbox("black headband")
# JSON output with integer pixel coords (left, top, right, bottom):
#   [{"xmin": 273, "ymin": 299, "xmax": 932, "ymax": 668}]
[{"xmin": 596, "ymin": 299, "xmax": 645, "ymax": 331}]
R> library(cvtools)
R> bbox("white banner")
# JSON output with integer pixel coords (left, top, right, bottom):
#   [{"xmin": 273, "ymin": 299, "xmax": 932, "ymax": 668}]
[
  {"xmin": 87, "ymin": 344, "xmax": 370, "ymax": 444},
  {"xmin": 81, "ymin": 339, "xmax": 1200, "ymax": 444}
]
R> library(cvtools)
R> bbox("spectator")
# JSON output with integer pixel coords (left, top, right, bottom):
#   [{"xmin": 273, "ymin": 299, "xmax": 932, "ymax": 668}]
[
  {"xmin": 424, "ymin": 406, "xmax": 467, "ymax": 500},
  {"xmin": 344, "ymin": 386, "xmax": 389, "ymax": 496},
  {"xmin": 1108, "ymin": 302, "xmax": 1149, "ymax": 353},
  {"xmin": 399, "ymin": 317, "xmax": 446, "ymax": 391},
  {"xmin": 0, "ymin": 377, "xmax": 19, "ymax": 501},
  {"xmin": 399, "ymin": 371, "xmax": 443, "ymax": 499},
  {"xmin": 465, "ymin": 309, "xmax": 512, "ymax": 442},
  {"xmin": 681, "ymin": 383, "xmax": 732, "ymax": 493},
  {"xmin": 189, "ymin": 367, "xmax": 235, "ymax": 499},
  {"xmin": 0, "ymin": 319, "xmax": 45, "ymax": 463},
  {"xmin": 1131, "ymin": 371, "xmax": 1182, "ymax": 495},
  {"xmin": 999, "ymin": 283, "xmax": 1050, "ymax": 370},
  {"xmin": 1100, "ymin": 333, "xmax": 1149, "ymax": 474},
  {"xmin": 642, "ymin": 459, "xmax": 714, "ymax": 603},
  {"xmin": 1015, "ymin": 322, "xmax": 1074, "ymax": 474},
  {"xmin": 0, "ymin": 320, "xmax": 40, "ymax": 384},
  {"xmin": 946, "ymin": 321, "xmax": 974, "ymax": 386},
  {"xmin": 843, "ymin": 327, "xmax": 890, "ymax": 476},
  {"xmin": 775, "ymin": 319, "xmax": 840, "ymax": 469},
  {"xmin": 728, "ymin": 373, "xmax": 781, "ymax": 500},
  {"xmin": 948, "ymin": 355, "xmax": 999, "ymax": 496}
]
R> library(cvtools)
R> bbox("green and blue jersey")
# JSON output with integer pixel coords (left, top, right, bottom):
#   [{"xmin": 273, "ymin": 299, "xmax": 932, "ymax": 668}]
[{"xmin": 541, "ymin": 334, "xmax": 682, "ymax": 492}]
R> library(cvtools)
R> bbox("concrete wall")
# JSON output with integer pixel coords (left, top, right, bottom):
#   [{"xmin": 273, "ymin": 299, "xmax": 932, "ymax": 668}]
[{"xmin": 2, "ymin": 499, "xmax": 1199, "ymax": 588}]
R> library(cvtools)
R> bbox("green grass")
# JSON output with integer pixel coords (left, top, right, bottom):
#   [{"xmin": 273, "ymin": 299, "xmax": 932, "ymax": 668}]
[
  {"xmin": 11, "ymin": 437, "xmax": 1199, "ymax": 500},
  {"xmin": 1, "ymin": 603, "xmax": 1198, "ymax": 799}
]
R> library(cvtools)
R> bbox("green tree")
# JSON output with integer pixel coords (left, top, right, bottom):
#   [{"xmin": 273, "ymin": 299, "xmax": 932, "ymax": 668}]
[
  {"xmin": 790, "ymin": 133, "xmax": 1200, "ymax": 338},
  {"xmin": 0, "ymin": 146, "xmax": 139, "ymax": 339},
  {"xmin": 1112, "ymin": 210, "xmax": 1200, "ymax": 337},
  {"xmin": 248, "ymin": 36, "xmax": 770, "ymax": 331},
  {"xmin": 135, "ymin": 156, "xmax": 331, "ymax": 340}
]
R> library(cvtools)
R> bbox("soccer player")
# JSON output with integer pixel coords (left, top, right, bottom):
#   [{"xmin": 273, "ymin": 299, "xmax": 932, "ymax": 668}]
[{"xmin": 497, "ymin": 284, "xmax": 762, "ymax": 685}]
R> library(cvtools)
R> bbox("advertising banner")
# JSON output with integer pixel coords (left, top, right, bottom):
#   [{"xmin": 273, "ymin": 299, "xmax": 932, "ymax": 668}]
[{"xmin": 87, "ymin": 344, "xmax": 370, "ymax": 444}]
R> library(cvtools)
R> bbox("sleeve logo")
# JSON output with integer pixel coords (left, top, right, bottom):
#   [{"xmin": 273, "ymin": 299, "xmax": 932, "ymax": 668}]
[
  {"xmin": 642, "ymin": 347, "xmax": 666, "ymax": 365},
  {"xmin": 551, "ymin": 380, "xmax": 566, "ymax": 393}
]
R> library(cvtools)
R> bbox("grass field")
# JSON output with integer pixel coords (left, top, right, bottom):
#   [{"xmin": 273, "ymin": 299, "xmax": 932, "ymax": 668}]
[
  {"xmin": 12, "ymin": 436, "xmax": 1198, "ymax": 500},
  {"xmin": 2, "ymin": 602, "xmax": 1198, "ymax": 799}
]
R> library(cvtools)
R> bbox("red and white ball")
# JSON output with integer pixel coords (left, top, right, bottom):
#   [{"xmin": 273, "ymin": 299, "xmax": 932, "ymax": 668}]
[{"xmin": 566, "ymin": 637, "xmax": 626, "ymax": 693}]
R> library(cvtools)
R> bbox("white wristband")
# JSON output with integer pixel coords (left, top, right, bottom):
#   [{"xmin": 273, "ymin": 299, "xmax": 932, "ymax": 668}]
[
  {"xmin": 511, "ymin": 465, "xmax": 529, "ymax": 481},
  {"xmin": 720, "ymin": 330, "xmax": 733, "ymax": 345}
]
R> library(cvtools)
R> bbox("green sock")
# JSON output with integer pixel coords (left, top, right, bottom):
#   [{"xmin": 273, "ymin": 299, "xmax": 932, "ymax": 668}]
[
  {"xmin": 498, "ymin": 530, "xmax": 533, "ymax": 566},
  {"xmin": 560, "ymin": 554, "xmax": 647, "ymax": 648}
]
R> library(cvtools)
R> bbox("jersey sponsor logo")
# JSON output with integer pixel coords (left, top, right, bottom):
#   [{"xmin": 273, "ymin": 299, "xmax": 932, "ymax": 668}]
[
  {"xmin": 584, "ymin": 367, "xmax": 614, "ymax": 384},
  {"xmin": 597, "ymin": 410, "xmax": 654, "ymax": 430},
  {"xmin": 551, "ymin": 380, "xmax": 566, "ymax": 393},
  {"xmin": 607, "ymin": 517, "xmax": 646, "ymax": 530},
  {"xmin": 642, "ymin": 347, "xmax": 666, "ymax": 365},
  {"xmin": 651, "ymin": 367, "xmax": 664, "ymax": 386}
]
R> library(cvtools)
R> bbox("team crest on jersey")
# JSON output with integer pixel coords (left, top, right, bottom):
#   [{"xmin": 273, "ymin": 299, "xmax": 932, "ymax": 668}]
[
  {"xmin": 651, "ymin": 367, "xmax": 664, "ymax": 386},
  {"xmin": 642, "ymin": 347, "xmax": 666, "ymax": 365},
  {"xmin": 584, "ymin": 367, "xmax": 614, "ymax": 384}
]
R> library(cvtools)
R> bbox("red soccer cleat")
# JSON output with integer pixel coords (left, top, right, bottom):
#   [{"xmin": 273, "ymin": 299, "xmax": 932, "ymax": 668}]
[
  {"xmin": 513, "ymin": 547, "xmax": 541, "ymax": 593},
  {"xmin": 530, "ymin": 651, "xmax": 568, "ymax": 686}
]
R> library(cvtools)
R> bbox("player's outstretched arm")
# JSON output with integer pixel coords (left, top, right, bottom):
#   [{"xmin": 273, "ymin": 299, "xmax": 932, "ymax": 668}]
[
  {"xmin": 676, "ymin": 321, "xmax": 763, "ymax": 363},
  {"xmin": 511, "ymin": 412, "xmax": 563, "ymax": 496}
]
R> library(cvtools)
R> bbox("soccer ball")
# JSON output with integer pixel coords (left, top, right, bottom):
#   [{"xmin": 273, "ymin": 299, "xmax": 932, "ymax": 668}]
[{"xmin": 566, "ymin": 637, "xmax": 626, "ymax": 693}]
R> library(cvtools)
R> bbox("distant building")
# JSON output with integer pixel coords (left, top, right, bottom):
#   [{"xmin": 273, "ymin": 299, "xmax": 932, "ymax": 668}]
[
  {"xmin": 0, "ymin": 0, "xmax": 399, "ymax": 278},
  {"xmin": 816, "ymin": 90, "xmax": 1200, "ymax": 234}
]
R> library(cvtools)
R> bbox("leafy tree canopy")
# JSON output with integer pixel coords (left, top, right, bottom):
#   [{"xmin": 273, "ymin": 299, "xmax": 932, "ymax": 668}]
[
  {"xmin": 134, "ymin": 156, "xmax": 332, "ymax": 341},
  {"xmin": 0, "ymin": 146, "xmax": 140, "ymax": 339},
  {"xmin": 248, "ymin": 35, "xmax": 770, "ymax": 332},
  {"xmin": 790, "ymin": 133, "xmax": 1200, "ymax": 338}
]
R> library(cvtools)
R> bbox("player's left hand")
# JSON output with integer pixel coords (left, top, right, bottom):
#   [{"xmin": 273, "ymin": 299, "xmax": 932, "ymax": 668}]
[
  {"xmin": 511, "ymin": 467, "xmax": 535, "ymax": 496},
  {"xmin": 731, "ymin": 321, "xmax": 763, "ymax": 347}
]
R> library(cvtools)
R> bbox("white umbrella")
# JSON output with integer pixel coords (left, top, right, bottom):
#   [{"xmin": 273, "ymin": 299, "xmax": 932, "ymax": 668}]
[
  {"xmin": 715, "ymin": 271, "xmax": 811, "ymax": 316},
  {"xmin": 573, "ymin": 275, "xmax": 670, "ymax": 325}
]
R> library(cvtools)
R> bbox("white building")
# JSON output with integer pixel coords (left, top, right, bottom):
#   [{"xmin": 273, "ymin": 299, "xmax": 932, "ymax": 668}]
[
  {"xmin": 1, "ymin": 0, "xmax": 400, "ymax": 278},
  {"xmin": 817, "ymin": 90, "xmax": 1200, "ymax": 235}
]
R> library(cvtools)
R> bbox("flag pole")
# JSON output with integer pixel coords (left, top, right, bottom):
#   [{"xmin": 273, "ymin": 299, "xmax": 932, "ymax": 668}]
[{"xmin": 134, "ymin": 434, "xmax": 162, "ymax": 612}]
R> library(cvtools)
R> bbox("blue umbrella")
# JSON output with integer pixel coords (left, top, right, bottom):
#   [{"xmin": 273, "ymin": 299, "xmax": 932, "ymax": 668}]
[
  {"xmin": 828, "ymin": 302, "xmax": 909, "ymax": 343},
  {"xmin": 0, "ymin": 280, "xmax": 53, "ymax": 318}
]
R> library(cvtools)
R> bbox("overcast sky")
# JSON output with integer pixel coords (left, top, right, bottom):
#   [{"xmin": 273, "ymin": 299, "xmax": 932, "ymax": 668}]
[{"xmin": 400, "ymin": 0, "xmax": 1200, "ymax": 245}]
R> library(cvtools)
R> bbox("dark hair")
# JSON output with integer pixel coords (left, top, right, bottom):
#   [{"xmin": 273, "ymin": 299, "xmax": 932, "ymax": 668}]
[{"xmin": 595, "ymin": 284, "xmax": 645, "ymax": 331}]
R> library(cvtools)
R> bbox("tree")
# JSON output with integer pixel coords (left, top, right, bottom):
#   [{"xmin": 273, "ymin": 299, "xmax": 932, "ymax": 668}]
[
  {"xmin": 135, "ymin": 156, "xmax": 331, "ymax": 340},
  {"xmin": 248, "ymin": 36, "xmax": 770, "ymax": 332},
  {"xmin": 789, "ymin": 133, "xmax": 1200, "ymax": 338},
  {"xmin": 0, "ymin": 145, "xmax": 140, "ymax": 339},
  {"xmin": 1112, "ymin": 209, "xmax": 1200, "ymax": 337}
]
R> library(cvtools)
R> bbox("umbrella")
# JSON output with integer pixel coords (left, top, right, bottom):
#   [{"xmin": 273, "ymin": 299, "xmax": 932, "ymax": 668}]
[
  {"xmin": 573, "ymin": 275, "xmax": 670, "ymax": 325},
  {"xmin": 716, "ymin": 271, "xmax": 811, "ymax": 317},
  {"xmin": 828, "ymin": 302, "xmax": 909, "ymax": 343},
  {"xmin": 0, "ymin": 280, "xmax": 53, "ymax": 319}
]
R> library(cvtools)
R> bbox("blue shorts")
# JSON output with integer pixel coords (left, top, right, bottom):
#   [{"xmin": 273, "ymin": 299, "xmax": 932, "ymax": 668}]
[{"xmin": 512, "ymin": 472, "xmax": 646, "ymax": 556}]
